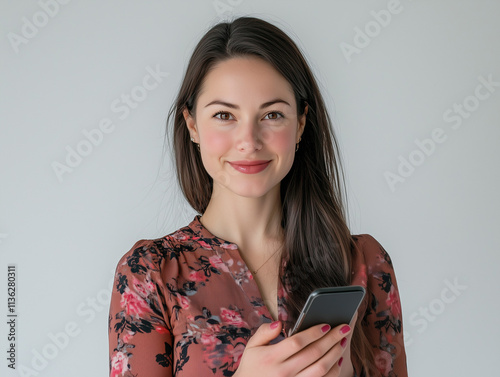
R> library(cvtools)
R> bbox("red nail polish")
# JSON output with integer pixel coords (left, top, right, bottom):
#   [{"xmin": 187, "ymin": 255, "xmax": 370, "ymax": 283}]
[
  {"xmin": 340, "ymin": 337, "xmax": 347, "ymax": 348},
  {"xmin": 340, "ymin": 325, "xmax": 350, "ymax": 334},
  {"xmin": 321, "ymin": 324, "xmax": 331, "ymax": 333},
  {"xmin": 270, "ymin": 321, "xmax": 280, "ymax": 329},
  {"xmin": 338, "ymin": 357, "xmax": 344, "ymax": 367}
]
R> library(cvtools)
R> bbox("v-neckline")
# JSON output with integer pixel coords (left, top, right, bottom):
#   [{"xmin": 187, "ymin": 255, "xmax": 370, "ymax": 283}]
[{"xmin": 189, "ymin": 215, "xmax": 289, "ymax": 337}]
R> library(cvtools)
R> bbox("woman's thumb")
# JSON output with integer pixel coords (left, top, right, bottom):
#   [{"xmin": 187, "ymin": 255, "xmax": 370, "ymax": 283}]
[{"xmin": 247, "ymin": 321, "xmax": 282, "ymax": 348}]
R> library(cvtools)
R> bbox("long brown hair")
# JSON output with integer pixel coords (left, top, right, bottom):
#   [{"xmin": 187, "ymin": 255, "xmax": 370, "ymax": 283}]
[{"xmin": 166, "ymin": 16, "xmax": 377, "ymax": 375}]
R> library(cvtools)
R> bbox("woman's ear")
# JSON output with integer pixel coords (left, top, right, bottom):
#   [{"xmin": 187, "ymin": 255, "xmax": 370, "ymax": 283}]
[
  {"xmin": 183, "ymin": 108, "xmax": 198, "ymax": 142},
  {"xmin": 297, "ymin": 103, "xmax": 308, "ymax": 141}
]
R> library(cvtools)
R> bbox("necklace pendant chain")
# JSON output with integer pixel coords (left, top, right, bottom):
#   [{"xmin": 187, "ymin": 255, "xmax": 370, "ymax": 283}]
[{"xmin": 251, "ymin": 245, "xmax": 282, "ymax": 275}]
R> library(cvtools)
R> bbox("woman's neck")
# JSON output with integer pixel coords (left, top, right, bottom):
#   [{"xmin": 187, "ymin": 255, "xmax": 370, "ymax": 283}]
[{"xmin": 199, "ymin": 183, "xmax": 284, "ymax": 256}]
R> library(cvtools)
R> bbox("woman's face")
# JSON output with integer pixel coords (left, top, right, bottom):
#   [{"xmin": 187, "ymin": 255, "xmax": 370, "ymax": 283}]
[{"xmin": 184, "ymin": 56, "xmax": 306, "ymax": 199}]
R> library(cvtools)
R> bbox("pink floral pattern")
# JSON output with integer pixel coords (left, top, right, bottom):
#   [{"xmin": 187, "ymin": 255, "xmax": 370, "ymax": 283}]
[
  {"xmin": 220, "ymin": 308, "xmax": 249, "ymax": 327},
  {"xmin": 120, "ymin": 288, "xmax": 150, "ymax": 318},
  {"xmin": 110, "ymin": 351, "xmax": 129, "ymax": 377},
  {"xmin": 209, "ymin": 255, "xmax": 230, "ymax": 273},
  {"xmin": 386, "ymin": 285, "xmax": 402, "ymax": 318},
  {"xmin": 374, "ymin": 350, "xmax": 393, "ymax": 376},
  {"xmin": 109, "ymin": 216, "xmax": 407, "ymax": 377}
]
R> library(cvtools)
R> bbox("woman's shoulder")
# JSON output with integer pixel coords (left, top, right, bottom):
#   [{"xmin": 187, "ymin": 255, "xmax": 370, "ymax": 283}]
[
  {"xmin": 351, "ymin": 233, "xmax": 395, "ymax": 269},
  {"xmin": 114, "ymin": 219, "xmax": 198, "ymax": 275},
  {"xmin": 349, "ymin": 233, "xmax": 399, "ymax": 289}
]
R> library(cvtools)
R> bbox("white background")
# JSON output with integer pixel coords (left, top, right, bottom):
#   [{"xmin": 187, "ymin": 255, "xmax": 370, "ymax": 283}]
[{"xmin": 1, "ymin": 0, "xmax": 499, "ymax": 376}]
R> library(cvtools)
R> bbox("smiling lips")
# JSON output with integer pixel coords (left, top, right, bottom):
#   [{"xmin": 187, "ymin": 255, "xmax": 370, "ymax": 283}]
[{"xmin": 228, "ymin": 160, "xmax": 271, "ymax": 174}]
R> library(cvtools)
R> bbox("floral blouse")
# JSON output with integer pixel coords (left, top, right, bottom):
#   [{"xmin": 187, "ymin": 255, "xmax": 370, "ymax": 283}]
[{"xmin": 108, "ymin": 215, "xmax": 408, "ymax": 376}]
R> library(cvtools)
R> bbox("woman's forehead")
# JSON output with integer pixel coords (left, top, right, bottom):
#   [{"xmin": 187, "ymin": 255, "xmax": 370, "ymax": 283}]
[{"xmin": 197, "ymin": 56, "xmax": 295, "ymax": 107}]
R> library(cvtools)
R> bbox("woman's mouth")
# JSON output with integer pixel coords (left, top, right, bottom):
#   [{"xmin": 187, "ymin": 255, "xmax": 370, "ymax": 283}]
[{"xmin": 228, "ymin": 160, "xmax": 271, "ymax": 174}]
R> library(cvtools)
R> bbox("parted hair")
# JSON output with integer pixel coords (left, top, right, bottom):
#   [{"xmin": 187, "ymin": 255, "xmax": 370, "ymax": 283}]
[{"xmin": 166, "ymin": 16, "xmax": 378, "ymax": 376}]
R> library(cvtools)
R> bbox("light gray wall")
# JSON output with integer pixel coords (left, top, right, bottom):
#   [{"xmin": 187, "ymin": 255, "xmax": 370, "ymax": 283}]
[{"xmin": 1, "ymin": 1, "xmax": 499, "ymax": 376}]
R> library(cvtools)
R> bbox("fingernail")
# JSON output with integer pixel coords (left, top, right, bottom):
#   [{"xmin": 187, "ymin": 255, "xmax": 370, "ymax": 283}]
[
  {"xmin": 338, "ymin": 357, "xmax": 343, "ymax": 367},
  {"xmin": 270, "ymin": 321, "xmax": 280, "ymax": 329},
  {"xmin": 321, "ymin": 324, "xmax": 331, "ymax": 333},
  {"xmin": 340, "ymin": 337, "xmax": 347, "ymax": 348},
  {"xmin": 340, "ymin": 325, "xmax": 350, "ymax": 334}
]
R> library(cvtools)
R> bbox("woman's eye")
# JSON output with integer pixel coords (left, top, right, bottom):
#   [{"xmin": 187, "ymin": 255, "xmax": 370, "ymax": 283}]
[
  {"xmin": 264, "ymin": 112, "xmax": 284, "ymax": 120},
  {"xmin": 214, "ymin": 111, "xmax": 233, "ymax": 121}
]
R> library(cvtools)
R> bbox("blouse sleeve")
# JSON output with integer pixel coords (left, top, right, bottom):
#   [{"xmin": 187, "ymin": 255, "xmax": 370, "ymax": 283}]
[
  {"xmin": 108, "ymin": 240, "xmax": 173, "ymax": 377},
  {"xmin": 361, "ymin": 235, "xmax": 408, "ymax": 377}
]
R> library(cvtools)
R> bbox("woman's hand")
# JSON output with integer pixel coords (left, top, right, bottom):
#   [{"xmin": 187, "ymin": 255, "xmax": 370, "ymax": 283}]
[{"xmin": 234, "ymin": 319, "xmax": 354, "ymax": 377}]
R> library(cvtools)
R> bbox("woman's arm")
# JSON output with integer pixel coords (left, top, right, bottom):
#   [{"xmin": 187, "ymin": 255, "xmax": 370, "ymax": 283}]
[
  {"xmin": 108, "ymin": 241, "xmax": 174, "ymax": 377},
  {"xmin": 360, "ymin": 235, "xmax": 408, "ymax": 377}
]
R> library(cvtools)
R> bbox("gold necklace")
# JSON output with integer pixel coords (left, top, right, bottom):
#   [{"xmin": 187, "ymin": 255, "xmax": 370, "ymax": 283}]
[{"xmin": 250, "ymin": 245, "xmax": 283, "ymax": 275}]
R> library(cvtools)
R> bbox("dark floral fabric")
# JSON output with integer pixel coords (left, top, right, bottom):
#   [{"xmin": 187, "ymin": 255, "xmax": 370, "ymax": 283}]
[{"xmin": 108, "ymin": 215, "xmax": 407, "ymax": 376}]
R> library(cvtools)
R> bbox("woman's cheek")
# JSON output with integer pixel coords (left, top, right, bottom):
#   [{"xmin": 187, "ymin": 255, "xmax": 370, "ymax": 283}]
[
  {"xmin": 279, "ymin": 129, "xmax": 296, "ymax": 151},
  {"xmin": 272, "ymin": 128, "xmax": 297, "ymax": 166},
  {"xmin": 202, "ymin": 129, "xmax": 232, "ymax": 154},
  {"xmin": 258, "ymin": 125, "xmax": 289, "ymax": 149}
]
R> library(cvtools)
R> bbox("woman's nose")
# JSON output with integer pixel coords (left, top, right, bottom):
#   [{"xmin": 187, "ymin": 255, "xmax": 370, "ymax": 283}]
[{"xmin": 236, "ymin": 119, "xmax": 263, "ymax": 152}]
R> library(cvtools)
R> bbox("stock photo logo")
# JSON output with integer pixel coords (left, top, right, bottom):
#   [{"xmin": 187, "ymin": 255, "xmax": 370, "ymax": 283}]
[
  {"xmin": 15, "ymin": 270, "xmax": 116, "ymax": 376},
  {"xmin": 213, "ymin": 0, "xmax": 244, "ymax": 19},
  {"xmin": 7, "ymin": 0, "xmax": 72, "ymax": 54},
  {"xmin": 404, "ymin": 277, "xmax": 468, "ymax": 347},
  {"xmin": 384, "ymin": 74, "xmax": 499, "ymax": 192},
  {"xmin": 339, "ymin": 0, "xmax": 405, "ymax": 63},
  {"xmin": 51, "ymin": 65, "xmax": 169, "ymax": 183}
]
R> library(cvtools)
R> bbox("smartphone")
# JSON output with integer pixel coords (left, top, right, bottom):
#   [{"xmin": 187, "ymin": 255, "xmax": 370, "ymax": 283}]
[{"xmin": 287, "ymin": 285, "xmax": 366, "ymax": 337}]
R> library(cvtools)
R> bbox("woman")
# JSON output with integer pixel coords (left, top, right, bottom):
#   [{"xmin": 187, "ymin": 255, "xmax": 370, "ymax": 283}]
[{"xmin": 108, "ymin": 16, "xmax": 408, "ymax": 377}]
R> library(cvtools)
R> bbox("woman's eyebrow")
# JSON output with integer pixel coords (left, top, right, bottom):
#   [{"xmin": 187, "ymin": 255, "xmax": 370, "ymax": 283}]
[{"xmin": 204, "ymin": 99, "xmax": 291, "ymax": 109}]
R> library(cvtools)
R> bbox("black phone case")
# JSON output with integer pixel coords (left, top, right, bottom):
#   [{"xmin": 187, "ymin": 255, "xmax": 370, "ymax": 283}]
[{"xmin": 288, "ymin": 286, "xmax": 366, "ymax": 337}]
